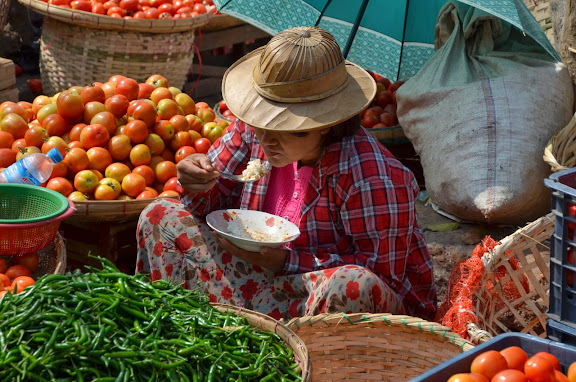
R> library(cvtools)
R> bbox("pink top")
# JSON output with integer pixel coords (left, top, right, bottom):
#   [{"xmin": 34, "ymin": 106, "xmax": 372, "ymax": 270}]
[{"xmin": 262, "ymin": 162, "xmax": 313, "ymax": 227}]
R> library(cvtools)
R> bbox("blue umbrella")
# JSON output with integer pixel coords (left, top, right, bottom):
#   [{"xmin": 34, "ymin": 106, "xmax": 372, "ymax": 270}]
[{"xmin": 213, "ymin": 0, "xmax": 559, "ymax": 81}]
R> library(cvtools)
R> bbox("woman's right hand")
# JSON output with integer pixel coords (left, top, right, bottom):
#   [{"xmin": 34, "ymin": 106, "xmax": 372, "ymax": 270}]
[{"xmin": 177, "ymin": 153, "xmax": 219, "ymax": 194}]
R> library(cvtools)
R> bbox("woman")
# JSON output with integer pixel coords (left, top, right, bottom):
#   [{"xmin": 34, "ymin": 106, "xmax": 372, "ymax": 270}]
[{"xmin": 136, "ymin": 26, "xmax": 437, "ymax": 320}]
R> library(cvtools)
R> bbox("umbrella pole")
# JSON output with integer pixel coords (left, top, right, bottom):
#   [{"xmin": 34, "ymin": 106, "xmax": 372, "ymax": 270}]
[
  {"xmin": 397, "ymin": 0, "xmax": 411, "ymax": 81},
  {"xmin": 342, "ymin": 0, "xmax": 369, "ymax": 57}
]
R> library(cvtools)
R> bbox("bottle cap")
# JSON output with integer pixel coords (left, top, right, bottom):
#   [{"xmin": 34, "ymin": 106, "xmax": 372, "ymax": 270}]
[{"xmin": 47, "ymin": 147, "xmax": 64, "ymax": 164}]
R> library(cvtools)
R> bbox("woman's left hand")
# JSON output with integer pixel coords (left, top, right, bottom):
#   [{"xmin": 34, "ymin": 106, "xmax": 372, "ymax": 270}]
[{"xmin": 213, "ymin": 233, "xmax": 288, "ymax": 274}]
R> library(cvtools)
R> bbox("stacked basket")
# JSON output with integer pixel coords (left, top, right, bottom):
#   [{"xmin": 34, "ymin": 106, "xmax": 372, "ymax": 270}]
[{"xmin": 17, "ymin": 0, "xmax": 211, "ymax": 95}]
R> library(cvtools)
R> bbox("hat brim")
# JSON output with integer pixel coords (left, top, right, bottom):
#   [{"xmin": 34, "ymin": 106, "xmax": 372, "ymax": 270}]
[{"xmin": 221, "ymin": 48, "xmax": 377, "ymax": 132}]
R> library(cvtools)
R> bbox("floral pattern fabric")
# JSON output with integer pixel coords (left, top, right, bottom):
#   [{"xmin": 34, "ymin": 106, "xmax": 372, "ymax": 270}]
[{"xmin": 136, "ymin": 198, "xmax": 405, "ymax": 321}]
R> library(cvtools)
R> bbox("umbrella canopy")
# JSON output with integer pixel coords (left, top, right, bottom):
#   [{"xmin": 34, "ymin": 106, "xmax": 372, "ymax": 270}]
[{"xmin": 213, "ymin": 0, "xmax": 559, "ymax": 81}]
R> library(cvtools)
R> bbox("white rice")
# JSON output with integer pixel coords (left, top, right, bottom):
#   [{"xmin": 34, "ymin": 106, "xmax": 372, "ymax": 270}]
[{"xmin": 240, "ymin": 159, "xmax": 269, "ymax": 181}]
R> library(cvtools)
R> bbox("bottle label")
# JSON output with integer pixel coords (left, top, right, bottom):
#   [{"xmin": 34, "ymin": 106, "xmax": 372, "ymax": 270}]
[{"xmin": 2, "ymin": 161, "xmax": 41, "ymax": 185}]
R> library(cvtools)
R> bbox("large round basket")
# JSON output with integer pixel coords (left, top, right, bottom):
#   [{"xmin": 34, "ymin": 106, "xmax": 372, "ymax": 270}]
[
  {"xmin": 212, "ymin": 304, "xmax": 311, "ymax": 381},
  {"xmin": 35, "ymin": 231, "xmax": 67, "ymax": 276},
  {"xmin": 286, "ymin": 313, "xmax": 474, "ymax": 381},
  {"xmin": 18, "ymin": 0, "xmax": 211, "ymax": 95}
]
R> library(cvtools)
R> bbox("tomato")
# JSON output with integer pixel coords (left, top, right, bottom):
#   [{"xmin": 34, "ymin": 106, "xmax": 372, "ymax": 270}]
[
  {"xmin": 524, "ymin": 355, "xmax": 555, "ymax": 382},
  {"xmin": 24, "ymin": 126, "xmax": 48, "ymax": 148},
  {"xmin": 145, "ymin": 74, "xmax": 169, "ymax": 89},
  {"xmin": 11, "ymin": 276, "xmax": 35, "ymax": 293},
  {"xmin": 170, "ymin": 131, "xmax": 192, "ymax": 151},
  {"xmin": 107, "ymin": 134, "xmax": 132, "ymax": 161},
  {"xmin": 174, "ymin": 145, "xmax": 195, "ymax": 163},
  {"xmin": 80, "ymin": 84, "xmax": 106, "ymax": 104},
  {"xmin": 159, "ymin": 190, "xmax": 179, "ymax": 199},
  {"xmin": 64, "ymin": 147, "xmax": 90, "ymax": 174},
  {"xmin": 124, "ymin": 119, "xmax": 149, "ymax": 144},
  {"xmin": 568, "ymin": 362, "xmax": 576, "ymax": 382},
  {"xmin": 41, "ymin": 113, "xmax": 69, "ymax": 137},
  {"xmin": 11, "ymin": 252, "xmax": 38, "ymax": 272},
  {"xmin": 144, "ymin": 133, "xmax": 165, "ymax": 155},
  {"xmin": 174, "ymin": 93, "xmax": 195, "ymax": 115},
  {"xmin": 127, "ymin": 100, "xmax": 157, "ymax": 128},
  {"xmin": 32, "ymin": 95, "xmax": 51, "ymax": 116},
  {"xmin": 105, "ymin": 162, "xmax": 132, "ymax": 184},
  {"xmin": 136, "ymin": 190, "xmax": 156, "ymax": 199},
  {"xmin": 0, "ymin": 131, "xmax": 15, "ymax": 149},
  {"xmin": 0, "ymin": 113, "xmax": 28, "ymax": 139},
  {"xmin": 83, "ymin": 101, "xmax": 107, "ymax": 125},
  {"xmin": 87, "ymin": 147, "xmax": 113, "ymax": 173},
  {"xmin": 27, "ymin": 78, "xmax": 43, "ymax": 94},
  {"xmin": 11, "ymin": 138, "xmax": 27, "ymax": 152},
  {"xmin": 121, "ymin": 172, "xmax": 147, "ymax": 197},
  {"xmin": 56, "ymin": 90, "xmax": 84, "ymax": 121},
  {"xmin": 218, "ymin": 99, "xmax": 228, "ymax": 113},
  {"xmin": 150, "ymin": 87, "xmax": 174, "ymax": 104},
  {"xmin": 154, "ymin": 160, "xmax": 177, "ymax": 183},
  {"xmin": 138, "ymin": 83, "xmax": 155, "ymax": 100},
  {"xmin": 0, "ymin": 258, "xmax": 7, "ymax": 274},
  {"xmin": 68, "ymin": 191, "xmax": 88, "ymax": 201},
  {"xmin": 5, "ymin": 265, "xmax": 32, "ymax": 279},
  {"xmin": 556, "ymin": 370, "xmax": 570, "ymax": 382},
  {"xmin": 96, "ymin": 177, "xmax": 122, "ymax": 200},
  {"xmin": 185, "ymin": 114, "xmax": 204, "ymax": 133},
  {"xmin": 49, "ymin": 161, "xmax": 68, "ymax": 179},
  {"xmin": 91, "ymin": 111, "xmax": 118, "ymax": 136},
  {"xmin": 500, "ymin": 346, "xmax": 529, "ymax": 372},
  {"xmin": 74, "ymin": 169, "xmax": 100, "ymax": 194},
  {"xmin": 47, "ymin": 177, "xmax": 74, "ymax": 197},
  {"xmin": 41, "ymin": 136, "xmax": 68, "ymax": 157},
  {"xmin": 130, "ymin": 144, "xmax": 152, "ymax": 167},
  {"xmin": 447, "ymin": 374, "xmax": 478, "ymax": 382},
  {"xmin": 169, "ymin": 114, "xmax": 189, "ymax": 133},
  {"xmin": 163, "ymin": 176, "xmax": 179, "ymax": 192},
  {"xmin": 0, "ymin": 148, "xmax": 16, "ymax": 167},
  {"xmin": 132, "ymin": 165, "xmax": 155, "ymax": 186},
  {"xmin": 196, "ymin": 107, "xmax": 215, "ymax": 123},
  {"xmin": 194, "ymin": 137, "xmax": 211, "ymax": 154},
  {"xmin": 80, "ymin": 123, "xmax": 110, "ymax": 149},
  {"xmin": 0, "ymin": 273, "xmax": 10, "ymax": 287},
  {"xmin": 491, "ymin": 369, "xmax": 528, "ymax": 382},
  {"xmin": 105, "ymin": 94, "xmax": 130, "ymax": 118},
  {"xmin": 470, "ymin": 350, "xmax": 508, "ymax": 380},
  {"xmin": 115, "ymin": 77, "xmax": 140, "ymax": 102},
  {"xmin": 533, "ymin": 352, "xmax": 561, "ymax": 372}
]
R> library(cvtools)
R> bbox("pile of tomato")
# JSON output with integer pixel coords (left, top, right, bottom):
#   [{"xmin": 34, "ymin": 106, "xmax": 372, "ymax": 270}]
[
  {"xmin": 0, "ymin": 73, "xmax": 230, "ymax": 201},
  {"xmin": 42, "ymin": 0, "xmax": 217, "ymax": 20},
  {"xmin": 0, "ymin": 253, "xmax": 38, "ymax": 298},
  {"xmin": 448, "ymin": 346, "xmax": 576, "ymax": 382},
  {"xmin": 360, "ymin": 71, "xmax": 404, "ymax": 129}
]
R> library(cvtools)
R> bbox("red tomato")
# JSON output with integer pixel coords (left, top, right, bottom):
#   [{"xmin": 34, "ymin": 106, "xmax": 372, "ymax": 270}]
[
  {"xmin": 12, "ymin": 252, "xmax": 39, "ymax": 273},
  {"xmin": 105, "ymin": 94, "xmax": 130, "ymax": 118},
  {"xmin": 174, "ymin": 145, "xmax": 196, "ymax": 163},
  {"xmin": 11, "ymin": 276, "xmax": 35, "ymax": 293},
  {"xmin": 491, "ymin": 369, "xmax": 528, "ymax": 382},
  {"xmin": 524, "ymin": 355, "xmax": 555, "ymax": 382},
  {"xmin": 0, "ymin": 258, "xmax": 8, "ymax": 274},
  {"xmin": 5, "ymin": 265, "xmax": 32, "ymax": 279},
  {"xmin": 163, "ymin": 176, "xmax": 179, "ymax": 192},
  {"xmin": 0, "ymin": 274, "xmax": 10, "ymax": 287},
  {"xmin": 194, "ymin": 137, "xmax": 211, "ymax": 154},
  {"xmin": 470, "ymin": 350, "xmax": 508, "ymax": 380},
  {"xmin": 132, "ymin": 165, "xmax": 155, "ymax": 186},
  {"xmin": 556, "ymin": 370, "xmax": 570, "ymax": 382},
  {"xmin": 46, "ymin": 177, "xmax": 74, "ymax": 197},
  {"xmin": 0, "ymin": 131, "xmax": 15, "ymax": 149},
  {"xmin": 115, "ymin": 77, "xmax": 140, "ymax": 101},
  {"xmin": 56, "ymin": 90, "xmax": 84, "ymax": 121},
  {"xmin": 80, "ymin": 123, "xmax": 110, "ymax": 149},
  {"xmin": 500, "ymin": 346, "xmax": 529, "ymax": 372}
]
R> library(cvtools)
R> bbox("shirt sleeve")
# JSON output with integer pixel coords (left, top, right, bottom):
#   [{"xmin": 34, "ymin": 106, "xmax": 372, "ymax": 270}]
[
  {"xmin": 282, "ymin": 174, "xmax": 417, "ymax": 297},
  {"xmin": 180, "ymin": 121, "xmax": 252, "ymax": 217}
]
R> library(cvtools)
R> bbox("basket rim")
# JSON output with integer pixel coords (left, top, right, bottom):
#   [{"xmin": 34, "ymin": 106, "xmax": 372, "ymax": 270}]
[
  {"xmin": 18, "ymin": 0, "xmax": 211, "ymax": 33},
  {"xmin": 286, "ymin": 312, "xmax": 475, "ymax": 352},
  {"xmin": 0, "ymin": 203, "xmax": 75, "ymax": 228},
  {"xmin": 0, "ymin": 184, "xmax": 70, "ymax": 224}
]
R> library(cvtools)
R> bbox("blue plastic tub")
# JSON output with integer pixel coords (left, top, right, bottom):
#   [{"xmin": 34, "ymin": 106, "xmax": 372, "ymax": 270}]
[
  {"xmin": 547, "ymin": 318, "xmax": 576, "ymax": 347},
  {"xmin": 544, "ymin": 168, "xmax": 576, "ymax": 327},
  {"xmin": 411, "ymin": 332, "xmax": 576, "ymax": 381}
]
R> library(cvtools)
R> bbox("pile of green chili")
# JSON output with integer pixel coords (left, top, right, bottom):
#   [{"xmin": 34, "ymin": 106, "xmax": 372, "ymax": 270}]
[{"xmin": 0, "ymin": 257, "xmax": 302, "ymax": 381}]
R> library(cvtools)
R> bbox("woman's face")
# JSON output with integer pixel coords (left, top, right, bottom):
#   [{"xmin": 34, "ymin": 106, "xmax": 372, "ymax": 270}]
[{"xmin": 253, "ymin": 127, "xmax": 329, "ymax": 168}]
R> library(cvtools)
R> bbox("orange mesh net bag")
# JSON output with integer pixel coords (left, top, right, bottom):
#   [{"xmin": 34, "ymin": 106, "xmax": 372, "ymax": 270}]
[{"xmin": 436, "ymin": 213, "xmax": 555, "ymax": 342}]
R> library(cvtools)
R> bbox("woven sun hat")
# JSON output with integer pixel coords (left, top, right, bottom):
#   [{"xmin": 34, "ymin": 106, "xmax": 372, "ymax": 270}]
[{"xmin": 221, "ymin": 26, "xmax": 377, "ymax": 132}]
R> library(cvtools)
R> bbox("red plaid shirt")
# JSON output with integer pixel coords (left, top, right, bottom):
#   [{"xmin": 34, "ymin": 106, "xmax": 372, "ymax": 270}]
[{"xmin": 181, "ymin": 121, "xmax": 437, "ymax": 319}]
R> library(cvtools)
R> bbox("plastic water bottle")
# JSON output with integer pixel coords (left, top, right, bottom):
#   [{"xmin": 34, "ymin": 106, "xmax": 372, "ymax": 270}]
[{"xmin": 0, "ymin": 148, "xmax": 64, "ymax": 185}]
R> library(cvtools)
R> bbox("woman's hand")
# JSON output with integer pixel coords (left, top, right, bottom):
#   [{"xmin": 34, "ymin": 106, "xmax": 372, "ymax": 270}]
[
  {"xmin": 214, "ymin": 233, "xmax": 288, "ymax": 274},
  {"xmin": 177, "ymin": 153, "xmax": 219, "ymax": 194}
]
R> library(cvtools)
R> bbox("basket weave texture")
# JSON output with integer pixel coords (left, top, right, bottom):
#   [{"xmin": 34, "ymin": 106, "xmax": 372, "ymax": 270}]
[
  {"xmin": 35, "ymin": 232, "xmax": 67, "ymax": 276},
  {"xmin": 474, "ymin": 213, "xmax": 554, "ymax": 338},
  {"xmin": 68, "ymin": 196, "xmax": 171, "ymax": 222},
  {"xmin": 213, "ymin": 304, "xmax": 311, "ymax": 381},
  {"xmin": 286, "ymin": 313, "xmax": 474, "ymax": 381},
  {"xmin": 39, "ymin": 17, "xmax": 196, "ymax": 95},
  {"xmin": 18, "ymin": 0, "xmax": 210, "ymax": 33},
  {"xmin": 544, "ymin": 112, "xmax": 576, "ymax": 172}
]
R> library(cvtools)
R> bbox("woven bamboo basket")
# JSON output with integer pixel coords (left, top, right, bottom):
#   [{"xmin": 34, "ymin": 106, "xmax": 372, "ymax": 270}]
[
  {"xmin": 544, "ymin": 111, "xmax": 576, "ymax": 172},
  {"xmin": 474, "ymin": 213, "xmax": 555, "ymax": 339},
  {"xmin": 213, "ymin": 304, "xmax": 311, "ymax": 381},
  {"xmin": 34, "ymin": 231, "xmax": 67, "ymax": 276},
  {"xmin": 0, "ymin": 0, "xmax": 9, "ymax": 32},
  {"xmin": 200, "ymin": 13, "xmax": 245, "ymax": 31},
  {"xmin": 68, "ymin": 196, "xmax": 172, "ymax": 223},
  {"xmin": 285, "ymin": 313, "xmax": 474, "ymax": 381},
  {"xmin": 523, "ymin": 0, "xmax": 554, "ymax": 45}
]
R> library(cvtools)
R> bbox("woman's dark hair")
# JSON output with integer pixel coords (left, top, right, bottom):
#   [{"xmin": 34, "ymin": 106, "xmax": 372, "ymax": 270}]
[{"xmin": 326, "ymin": 114, "xmax": 361, "ymax": 144}]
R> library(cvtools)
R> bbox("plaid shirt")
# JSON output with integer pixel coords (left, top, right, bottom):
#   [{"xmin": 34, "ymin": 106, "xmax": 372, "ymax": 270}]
[{"xmin": 181, "ymin": 121, "xmax": 437, "ymax": 319}]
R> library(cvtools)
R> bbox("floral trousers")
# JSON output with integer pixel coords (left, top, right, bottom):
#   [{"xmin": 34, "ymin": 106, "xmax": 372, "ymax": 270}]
[{"xmin": 135, "ymin": 198, "xmax": 405, "ymax": 321}]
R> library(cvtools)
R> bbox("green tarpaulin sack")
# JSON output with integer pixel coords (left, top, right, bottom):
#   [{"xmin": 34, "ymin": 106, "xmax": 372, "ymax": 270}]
[{"xmin": 396, "ymin": 2, "xmax": 574, "ymax": 225}]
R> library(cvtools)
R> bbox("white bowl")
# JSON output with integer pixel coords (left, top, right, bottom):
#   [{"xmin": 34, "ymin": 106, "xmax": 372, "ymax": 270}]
[{"xmin": 206, "ymin": 209, "xmax": 301, "ymax": 252}]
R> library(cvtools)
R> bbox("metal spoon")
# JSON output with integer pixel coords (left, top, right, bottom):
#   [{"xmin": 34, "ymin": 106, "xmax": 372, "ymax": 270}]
[{"xmin": 216, "ymin": 161, "xmax": 272, "ymax": 183}]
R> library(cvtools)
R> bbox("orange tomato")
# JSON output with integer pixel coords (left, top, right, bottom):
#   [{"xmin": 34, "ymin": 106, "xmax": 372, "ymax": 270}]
[
  {"xmin": 132, "ymin": 165, "xmax": 155, "ymax": 186},
  {"xmin": 46, "ymin": 177, "xmax": 74, "ymax": 197},
  {"xmin": 80, "ymin": 123, "xmax": 110, "ymax": 149},
  {"xmin": 5, "ymin": 265, "xmax": 32, "ymax": 279},
  {"xmin": 533, "ymin": 352, "xmax": 561, "ymax": 372},
  {"xmin": 12, "ymin": 252, "xmax": 39, "ymax": 272},
  {"xmin": 64, "ymin": 147, "xmax": 90, "ymax": 174},
  {"xmin": 500, "ymin": 346, "xmax": 529, "ymax": 372},
  {"xmin": 470, "ymin": 350, "xmax": 508, "ymax": 380},
  {"xmin": 11, "ymin": 276, "xmax": 35, "ymax": 293},
  {"xmin": 447, "ymin": 374, "xmax": 478, "ymax": 382},
  {"xmin": 556, "ymin": 370, "xmax": 570, "ymax": 382},
  {"xmin": 121, "ymin": 172, "xmax": 147, "ymax": 197},
  {"xmin": 129, "ymin": 144, "xmax": 152, "ymax": 167},
  {"xmin": 524, "ymin": 355, "xmax": 555, "ymax": 382},
  {"xmin": 154, "ymin": 160, "xmax": 177, "ymax": 184},
  {"xmin": 174, "ymin": 145, "xmax": 195, "ymax": 163},
  {"xmin": 87, "ymin": 147, "xmax": 113, "ymax": 173},
  {"xmin": 56, "ymin": 90, "xmax": 84, "ymax": 121},
  {"xmin": 491, "ymin": 369, "xmax": 528, "ymax": 382},
  {"xmin": 568, "ymin": 362, "xmax": 576, "ymax": 382},
  {"xmin": 107, "ymin": 134, "xmax": 132, "ymax": 161},
  {"xmin": 124, "ymin": 119, "xmax": 149, "ymax": 144},
  {"xmin": 0, "ymin": 273, "xmax": 10, "ymax": 287}
]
